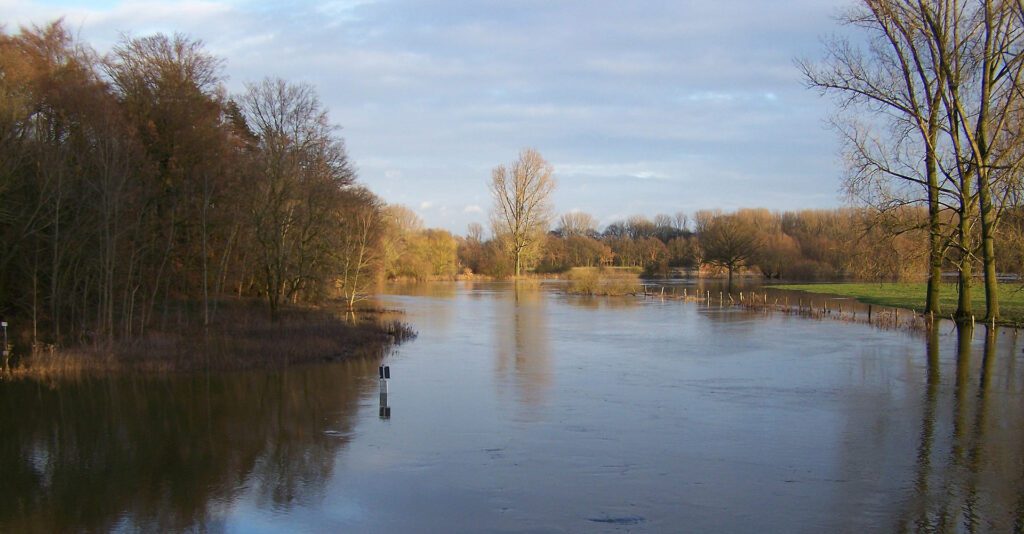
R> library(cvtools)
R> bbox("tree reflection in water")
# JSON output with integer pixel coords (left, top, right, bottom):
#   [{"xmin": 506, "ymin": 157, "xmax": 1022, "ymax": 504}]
[
  {"xmin": 899, "ymin": 324, "xmax": 1024, "ymax": 533},
  {"xmin": 0, "ymin": 357, "xmax": 380, "ymax": 532},
  {"xmin": 494, "ymin": 282, "xmax": 552, "ymax": 413}
]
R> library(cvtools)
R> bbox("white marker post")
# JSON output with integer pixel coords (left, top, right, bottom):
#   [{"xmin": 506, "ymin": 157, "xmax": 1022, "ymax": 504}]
[
  {"xmin": 378, "ymin": 365, "xmax": 391, "ymax": 419},
  {"xmin": 379, "ymin": 365, "xmax": 390, "ymax": 394}
]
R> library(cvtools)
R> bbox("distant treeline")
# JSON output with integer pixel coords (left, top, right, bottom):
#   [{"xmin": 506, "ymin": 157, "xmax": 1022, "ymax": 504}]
[
  {"xmin": 0, "ymin": 21, "xmax": 389, "ymax": 352},
  {"xmin": 452, "ymin": 207, "xmax": 1024, "ymax": 283}
]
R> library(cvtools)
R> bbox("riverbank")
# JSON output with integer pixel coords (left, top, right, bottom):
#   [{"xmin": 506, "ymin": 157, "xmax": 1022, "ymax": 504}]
[
  {"xmin": 775, "ymin": 282, "xmax": 1024, "ymax": 327},
  {"xmin": 3, "ymin": 300, "xmax": 415, "ymax": 379}
]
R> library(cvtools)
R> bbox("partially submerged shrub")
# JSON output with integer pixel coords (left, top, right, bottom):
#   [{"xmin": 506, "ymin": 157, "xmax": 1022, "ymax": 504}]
[{"xmin": 567, "ymin": 267, "xmax": 641, "ymax": 296}]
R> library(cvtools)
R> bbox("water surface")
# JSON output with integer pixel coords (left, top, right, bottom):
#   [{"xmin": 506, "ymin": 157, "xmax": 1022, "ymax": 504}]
[{"xmin": 3, "ymin": 281, "xmax": 1023, "ymax": 532}]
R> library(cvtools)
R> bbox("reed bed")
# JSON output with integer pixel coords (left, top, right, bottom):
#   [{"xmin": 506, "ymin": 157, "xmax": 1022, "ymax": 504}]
[{"xmin": 3, "ymin": 300, "xmax": 416, "ymax": 379}]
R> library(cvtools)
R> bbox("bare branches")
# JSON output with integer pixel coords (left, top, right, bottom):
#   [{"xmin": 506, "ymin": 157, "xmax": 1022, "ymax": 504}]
[{"xmin": 489, "ymin": 148, "xmax": 556, "ymax": 276}]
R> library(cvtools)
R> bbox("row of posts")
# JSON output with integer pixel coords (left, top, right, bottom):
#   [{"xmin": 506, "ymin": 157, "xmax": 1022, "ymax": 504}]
[{"xmin": 640, "ymin": 286, "xmax": 943, "ymax": 330}]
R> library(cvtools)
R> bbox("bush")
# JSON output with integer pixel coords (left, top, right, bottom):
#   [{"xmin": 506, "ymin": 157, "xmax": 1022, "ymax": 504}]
[{"xmin": 567, "ymin": 267, "xmax": 641, "ymax": 296}]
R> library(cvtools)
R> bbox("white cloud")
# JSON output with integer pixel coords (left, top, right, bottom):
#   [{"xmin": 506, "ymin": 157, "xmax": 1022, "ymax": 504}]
[{"xmin": 7, "ymin": 0, "xmax": 848, "ymax": 233}]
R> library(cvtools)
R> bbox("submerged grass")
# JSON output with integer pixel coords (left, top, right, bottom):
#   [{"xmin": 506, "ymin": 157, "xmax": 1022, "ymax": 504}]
[
  {"xmin": 776, "ymin": 282, "xmax": 1024, "ymax": 326},
  {"xmin": 4, "ymin": 300, "xmax": 417, "ymax": 379},
  {"xmin": 566, "ymin": 267, "xmax": 642, "ymax": 296}
]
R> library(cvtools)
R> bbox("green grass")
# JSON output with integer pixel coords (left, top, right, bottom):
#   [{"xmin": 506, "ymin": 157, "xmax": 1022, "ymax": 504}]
[{"xmin": 775, "ymin": 282, "xmax": 1024, "ymax": 326}]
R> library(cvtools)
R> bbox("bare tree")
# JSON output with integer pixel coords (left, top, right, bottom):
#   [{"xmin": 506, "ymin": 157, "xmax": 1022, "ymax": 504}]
[
  {"xmin": 238, "ymin": 78, "xmax": 354, "ymax": 318},
  {"xmin": 924, "ymin": 0, "xmax": 1024, "ymax": 321},
  {"xmin": 556, "ymin": 211, "xmax": 597, "ymax": 237},
  {"xmin": 800, "ymin": 0, "xmax": 953, "ymax": 317},
  {"xmin": 489, "ymin": 148, "xmax": 556, "ymax": 277},
  {"xmin": 802, "ymin": 0, "xmax": 1024, "ymax": 322},
  {"xmin": 466, "ymin": 222, "xmax": 485, "ymax": 243},
  {"xmin": 335, "ymin": 188, "xmax": 383, "ymax": 310},
  {"xmin": 697, "ymin": 212, "xmax": 760, "ymax": 287}
]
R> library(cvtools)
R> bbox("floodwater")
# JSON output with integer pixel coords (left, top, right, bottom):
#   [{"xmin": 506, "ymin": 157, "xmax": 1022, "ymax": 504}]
[{"xmin": 3, "ymin": 281, "xmax": 1024, "ymax": 533}]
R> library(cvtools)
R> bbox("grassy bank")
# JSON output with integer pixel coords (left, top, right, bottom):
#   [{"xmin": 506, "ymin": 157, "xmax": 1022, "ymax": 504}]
[
  {"xmin": 3, "ymin": 300, "xmax": 416, "ymax": 379},
  {"xmin": 775, "ymin": 282, "xmax": 1024, "ymax": 326}
]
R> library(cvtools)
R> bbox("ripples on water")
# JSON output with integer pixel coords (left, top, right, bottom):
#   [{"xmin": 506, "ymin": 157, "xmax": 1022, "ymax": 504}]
[{"xmin": 2, "ymin": 281, "xmax": 1023, "ymax": 532}]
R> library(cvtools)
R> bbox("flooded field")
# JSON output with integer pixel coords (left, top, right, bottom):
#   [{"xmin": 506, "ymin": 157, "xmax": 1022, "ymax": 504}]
[{"xmin": 3, "ymin": 281, "xmax": 1024, "ymax": 532}]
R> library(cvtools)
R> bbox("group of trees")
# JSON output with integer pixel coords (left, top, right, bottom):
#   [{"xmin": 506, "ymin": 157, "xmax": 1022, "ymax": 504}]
[
  {"xmin": 461, "ymin": 204, "xmax": 986, "ymax": 284},
  {"xmin": 379, "ymin": 205, "xmax": 459, "ymax": 281},
  {"xmin": 461, "ymin": 149, "xmax": 1022, "ymax": 285},
  {"xmin": 0, "ymin": 21, "xmax": 385, "ymax": 350},
  {"xmin": 801, "ymin": 0, "xmax": 1024, "ymax": 322}
]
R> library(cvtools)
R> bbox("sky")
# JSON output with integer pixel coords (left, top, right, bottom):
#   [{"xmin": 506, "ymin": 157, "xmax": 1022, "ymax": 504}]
[{"xmin": 6, "ymin": 0, "xmax": 852, "ymax": 234}]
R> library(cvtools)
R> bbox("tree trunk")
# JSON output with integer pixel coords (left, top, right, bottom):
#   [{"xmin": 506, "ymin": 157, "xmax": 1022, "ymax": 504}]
[
  {"xmin": 925, "ymin": 144, "xmax": 942, "ymax": 316},
  {"xmin": 955, "ymin": 209, "xmax": 973, "ymax": 323},
  {"xmin": 977, "ymin": 171, "xmax": 999, "ymax": 321}
]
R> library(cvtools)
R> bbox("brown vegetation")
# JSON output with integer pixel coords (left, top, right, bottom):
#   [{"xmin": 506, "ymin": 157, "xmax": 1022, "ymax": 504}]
[
  {"xmin": 0, "ymin": 21, "xmax": 401, "ymax": 369},
  {"xmin": 4, "ymin": 299, "xmax": 415, "ymax": 378},
  {"xmin": 566, "ymin": 267, "xmax": 642, "ymax": 296}
]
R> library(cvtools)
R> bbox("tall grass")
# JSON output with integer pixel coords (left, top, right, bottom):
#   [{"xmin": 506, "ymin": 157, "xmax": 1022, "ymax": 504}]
[{"xmin": 566, "ymin": 267, "xmax": 642, "ymax": 296}]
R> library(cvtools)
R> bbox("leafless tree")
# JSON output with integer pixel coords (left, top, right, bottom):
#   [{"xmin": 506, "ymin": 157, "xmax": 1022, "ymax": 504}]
[
  {"xmin": 335, "ymin": 188, "xmax": 383, "ymax": 310},
  {"xmin": 800, "ymin": 0, "xmax": 955, "ymax": 316},
  {"xmin": 238, "ymin": 78, "xmax": 354, "ymax": 317},
  {"xmin": 802, "ymin": 0, "xmax": 1024, "ymax": 322},
  {"xmin": 489, "ymin": 148, "xmax": 556, "ymax": 277},
  {"xmin": 697, "ymin": 212, "xmax": 760, "ymax": 287},
  {"xmin": 556, "ymin": 211, "xmax": 598, "ymax": 237}
]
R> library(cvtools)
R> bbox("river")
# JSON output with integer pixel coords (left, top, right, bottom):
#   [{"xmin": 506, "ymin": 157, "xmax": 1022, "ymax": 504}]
[{"xmin": 2, "ymin": 280, "xmax": 1023, "ymax": 532}]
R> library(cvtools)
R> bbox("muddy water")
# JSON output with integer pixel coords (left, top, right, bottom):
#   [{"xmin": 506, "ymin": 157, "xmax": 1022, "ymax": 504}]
[{"xmin": 2, "ymin": 281, "xmax": 1023, "ymax": 532}]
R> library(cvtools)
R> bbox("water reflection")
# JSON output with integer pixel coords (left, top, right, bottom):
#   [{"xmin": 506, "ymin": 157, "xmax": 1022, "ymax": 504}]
[
  {"xmin": 494, "ymin": 282, "xmax": 552, "ymax": 411},
  {"xmin": 0, "ymin": 359, "xmax": 380, "ymax": 532},
  {"xmin": 897, "ymin": 324, "xmax": 1024, "ymax": 532},
  {"xmin": 564, "ymin": 294, "xmax": 640, "ymax": 311},
  {"xmin": 5, "ymin": 282, "xmax": 1024, "ymax": 532}
]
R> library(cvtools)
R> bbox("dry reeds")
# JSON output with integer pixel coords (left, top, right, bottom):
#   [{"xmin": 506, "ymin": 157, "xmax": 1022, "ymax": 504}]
[
  {"xmin": 3, "ymin": 300, "xmax": 416, "ymax": 379},
  {"xmin": 566, "ymin": 267, "xmax": 642, "ymax": 296}
]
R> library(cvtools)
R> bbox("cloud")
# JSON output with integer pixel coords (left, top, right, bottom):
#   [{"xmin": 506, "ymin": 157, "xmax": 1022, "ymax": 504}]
[
  {"xmin": 463, "ymin": 204, "xmax": 483, "ymax": 213},
  {"xmin": 8, "ymin": 0, "xmax": 849, "ymax": 233}
]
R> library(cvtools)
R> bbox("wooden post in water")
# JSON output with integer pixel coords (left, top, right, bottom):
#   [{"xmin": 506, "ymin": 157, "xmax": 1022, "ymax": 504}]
[
  {"xmin": 868, "ymin": 305, "xmax": 872, "ymax": 324},
  {"xmin": 894, "ymin": 308, "xmax": 898, "ymax": 327}
]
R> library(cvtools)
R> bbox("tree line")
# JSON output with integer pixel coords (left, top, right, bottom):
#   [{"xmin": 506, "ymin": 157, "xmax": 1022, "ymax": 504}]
[
  {"xmin": 457, "ymin": 203, "xmax": 1022, "ymax": 283},
  {"xmin": 0, "ymin": 21, "xmax": 386, "ymax": 351}
]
